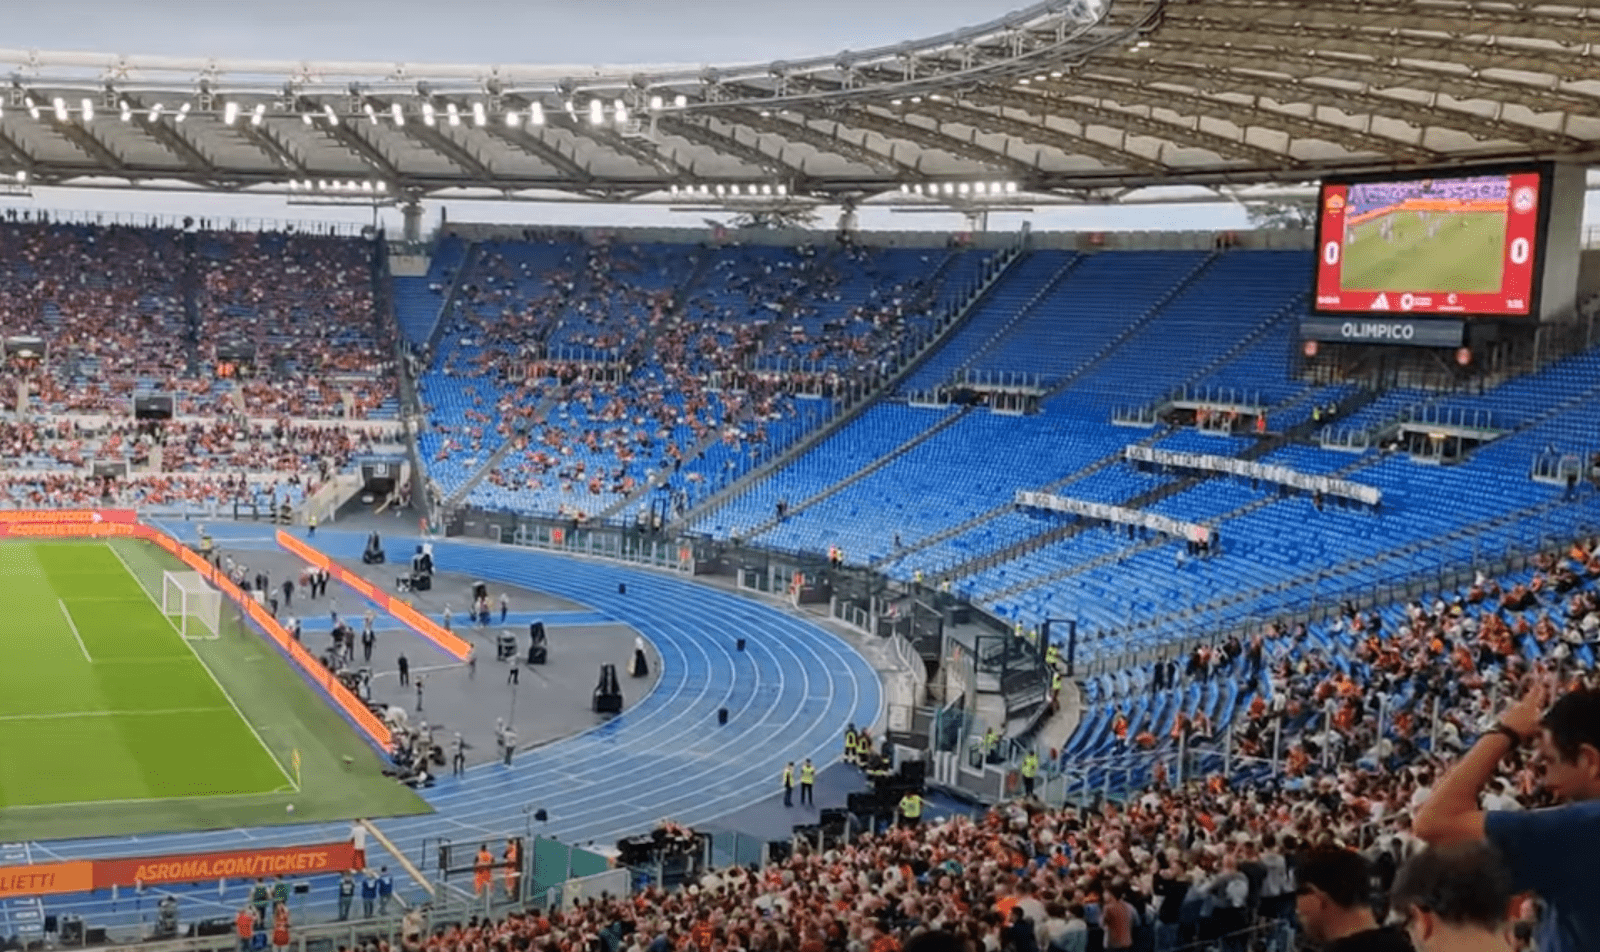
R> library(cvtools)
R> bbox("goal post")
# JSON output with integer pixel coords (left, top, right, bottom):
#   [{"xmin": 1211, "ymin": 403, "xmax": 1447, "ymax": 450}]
[{"xmin": 162, "ymin": 570, "xmax": 222, "ymax": 640}]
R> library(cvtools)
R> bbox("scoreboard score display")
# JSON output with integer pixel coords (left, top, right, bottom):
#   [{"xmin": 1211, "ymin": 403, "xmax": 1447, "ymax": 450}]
[{"xmin": 1313, "ymin": 167, "xmax": 1548, "ymax": 317}]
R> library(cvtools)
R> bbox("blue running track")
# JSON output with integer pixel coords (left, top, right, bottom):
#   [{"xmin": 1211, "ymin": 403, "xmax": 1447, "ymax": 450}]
[{"xmin": 18, "ymin": 526, "xmax": 881, "ymax": 932}]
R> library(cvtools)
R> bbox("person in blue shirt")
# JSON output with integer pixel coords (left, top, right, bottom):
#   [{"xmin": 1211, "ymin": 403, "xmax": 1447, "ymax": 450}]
[
  {"xmin": 360, "ymin": 871, "xmax": 378, "ymax": 919},
  {"xmin": 376, "ymin": 866, "xmax": 394, "ymax": 914},
  {"xmin": 1415, "ymin": 683, "xmax": 1600, "ymax": 952}
]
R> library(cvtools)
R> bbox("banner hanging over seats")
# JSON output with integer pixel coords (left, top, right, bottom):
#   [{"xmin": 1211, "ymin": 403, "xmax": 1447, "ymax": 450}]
[
  {"xmin": 1015, "ymin": 490, "xmax": 1210, "ymax": 545},
  {"xmin": 1124, "ymin": 446, "xmax": 1382, "ymax": 507}
]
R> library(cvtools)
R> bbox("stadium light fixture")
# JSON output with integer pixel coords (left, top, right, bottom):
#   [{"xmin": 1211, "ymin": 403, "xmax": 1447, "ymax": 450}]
[
  {"xmin": 223, "ymin": 101, "xmax": 239, "ymax": 125},
  {"xmin": 777, "ymin": 184, "xmax": 787, "ymax": 196},
  {"xmin": 614, "ymin": 100, "xmax": 628, "ymax": 125},
  {"xmin": 649, "ymin": 95, "xmax": 663, "ymax": 112},
  {"xmin": 15, "ymin": 171, "xmax": 27, "ymax": 184},
  {"xmin": 251, "ymin": 103, "xmax": 266, "ymax": 126},
  {"xmin": 365, "ymin": 103, "xmax": 378, "ymax": 125},
  {"xmin": 422, "ymin": 102, "xmax": 437, "ymax": 126},
  {"xmin": 302, "ymin": 111, "xmax": 313, "ymax": 126},
  {"xmin": 674, "ymin": 94, "xmax": 688, "ymax": 108},
  {"xmin": 24, "ymin": 97, "xmax": 39, "ymax": 120},
  {"xmin": 471, "ymin": 101, "xmax": 486, "ymax": 127},
  {"xmin": 391, "ymin": 102, "xmax": 405, "ymax": 126},
  {"xmin": 446, "ymin": 102, "xmax": 461, "ymax": 126},
  {"xmin": 1005, "ymin": 181, "xmax": 1018, "ymax": 193},
  {"xmin": 80, "ymin": 98, "xmax": 94, "ymax": 122},
  {"xmin": 530, "ymin": 102, "xmax": 545, "ymax": 126},
  {"xmin": 176, "ymin": 102, "xmax": 190, "ymax": 123},
  {"xmin": 589, "ymin": 100, "xmax": 604, "ymax": 126},
  {"xmin": 324, "ymin": 104, "xmax": 339, "ymax": 127},
  {"xmin": 120, "ymin": 100, "xmax": 132, "ymax": 122},
  {"xmin": 52, "ymin": 97, "xmax": 67, "ymax": 122},
  {"xmin": 147, "ymin": 103, "xmax": 163, "ymax": 121},
  {"xmin": 505, "ymin": 108, "xmax": 521, "ymax": 128}
]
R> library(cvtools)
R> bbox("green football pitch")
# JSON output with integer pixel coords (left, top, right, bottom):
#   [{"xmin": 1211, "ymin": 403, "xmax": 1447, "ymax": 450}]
[
  {"xmin": 1341, "ymin": 209, "xmax": 1506, "ymax": 294},
  {"xmin": 0, "ymin": 539, "xmax": 427, "ymax": 841}
]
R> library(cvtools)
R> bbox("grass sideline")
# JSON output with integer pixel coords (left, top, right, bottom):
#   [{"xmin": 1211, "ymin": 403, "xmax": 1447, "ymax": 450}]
[
  {"xmin": 0, "ymin": 539, "xmax": 428, "ymax": 841},
  {"xmin": 1341, "ymin": 209, "xmax": 1506, "ymax": 294}
]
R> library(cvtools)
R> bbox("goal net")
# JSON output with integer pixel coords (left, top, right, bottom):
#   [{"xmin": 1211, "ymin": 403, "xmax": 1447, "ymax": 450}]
[{"xmin": 162, "ymin": 570, "xmax": 222, "ymax": 640}]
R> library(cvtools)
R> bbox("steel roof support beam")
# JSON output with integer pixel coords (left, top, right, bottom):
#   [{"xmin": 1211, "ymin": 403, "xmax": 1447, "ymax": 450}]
[
  {"xmin": 907, "ymin": 97, "xmax": 1170, "ymax": 174},
  {"xmin": 45, "ymin": 117, "xmax": 125, "ymax": 173},
  {"xmin": 122, "ymin": 98, "xmax": 221, "ymax": 181},
  {"xmin": 653, "ymin": 116, "xmax": 810, "ymax": 177},
  {"xmin": 399, "ymin": 124, "xmax": 499, "ymax": 186},
  {"xmin": 238, "ymin": 121, "xmax": 311, "ymax": 177},
  {"xmin": 1130, "ymin": 50, "xmax": 1587, "ymax": 152},
  {"xmin": 321, "ymin": 121, "xmax": 402, "ymax": 182},
  {"xmin": 709, "ymin": 108, "xmax": 918, "ymax": 177},
  {"xmin": 1059, "ymin": 68, "xmax": 1439, "ymax": 162},
  {"xmin": 836, "ymin": 106, "xmax": 1040, "ymax": 178},
  {"xmin": 963, "ymin": 88, "xmax": 1290, "ymax": 169},
  {"xmin": 568, "ymin": 124, "xmax": 694, "ymax": 180},
  {"xmin": 477, "ymin": 123, "xmax": 594, "ymax": 182},
  {"xmin": 1170, "ymin": 0, "xmax": 1600, "ymax": 49}
]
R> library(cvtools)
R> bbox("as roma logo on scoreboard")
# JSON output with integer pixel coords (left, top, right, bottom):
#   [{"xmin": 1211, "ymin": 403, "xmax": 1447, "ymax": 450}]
[{"xmin": 1324, "ymin": 193, "xmax": 1346, "ymax": 215}]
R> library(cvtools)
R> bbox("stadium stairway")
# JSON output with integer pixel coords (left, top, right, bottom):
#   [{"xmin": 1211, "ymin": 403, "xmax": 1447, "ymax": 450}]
[
  {"xmin": 33, "ymin": 526, "xmax": 882, "ymax": 934},
  {"xmin": 940, "ymin": 253, "xmax": 1085, "ymax": 382}
]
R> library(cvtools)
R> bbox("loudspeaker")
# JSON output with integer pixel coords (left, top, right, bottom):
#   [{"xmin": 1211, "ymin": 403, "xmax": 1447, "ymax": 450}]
[
  {"xmin": 717, "ymin": 707, "xmax": 729, "ymax": 725},
  {"xmin": 736, "ymin": 638, "xmax": 746, "ymax": 652}
]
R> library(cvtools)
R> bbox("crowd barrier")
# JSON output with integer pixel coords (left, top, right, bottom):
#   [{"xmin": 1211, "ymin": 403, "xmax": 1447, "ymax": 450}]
[
  {"xmin": 0, "ymin": 509, "xmax": 392, "ymax": 750},
  {"xmin": 275, "ymin": 530, "xmax": 472, "ymax": 660}
]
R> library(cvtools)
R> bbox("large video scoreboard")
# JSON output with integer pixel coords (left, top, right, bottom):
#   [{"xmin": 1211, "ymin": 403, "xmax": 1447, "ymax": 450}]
[{"xmin": 1312, "ymin": 165, "xmax": 1550, "ymax": 317}]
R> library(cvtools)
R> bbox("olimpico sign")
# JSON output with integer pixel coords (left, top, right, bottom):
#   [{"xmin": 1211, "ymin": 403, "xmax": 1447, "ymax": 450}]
[{"xmin": 1299, "ymin": 316, "xmax": 1464, "ymax": 348}]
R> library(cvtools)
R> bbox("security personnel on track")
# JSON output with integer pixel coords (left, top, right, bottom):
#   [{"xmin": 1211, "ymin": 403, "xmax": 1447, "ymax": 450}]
[
  {"xmin": 898, "ymin": 791, "xmax": 925, "ymax": 828},
  {"xmin": 799, "ymin": 758, "xmax": 816, "ymax": 806},
  {"xmin": 782, "ymin": 762, "xmax": 795, "ymax": 807},
  {"xmin": 1046, "ymin": 642, "xmax": 1061, "ymax": 669},
  {"xmin": 473, "ymin": 843, "xmax": 493, "ymax": 896},
  {"xmin": 1020, "ymin": 750, "xmax": 1039, "ymax": 798},
  {"xmin": 843, "ymin": 724, "xmax": 858, "ymax": 764}
]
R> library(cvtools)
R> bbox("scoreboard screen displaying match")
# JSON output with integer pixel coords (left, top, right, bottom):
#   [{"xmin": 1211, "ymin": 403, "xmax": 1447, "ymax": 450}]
[{"xmin": 1312, "ymin": 167, "xmax": 1548, "ymax": 317}]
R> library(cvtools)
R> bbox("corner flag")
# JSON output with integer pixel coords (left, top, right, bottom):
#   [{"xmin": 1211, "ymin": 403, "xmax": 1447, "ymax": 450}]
[{"xmin": 291, "ymin": 748, "xmax": 302, "ymax": 787}]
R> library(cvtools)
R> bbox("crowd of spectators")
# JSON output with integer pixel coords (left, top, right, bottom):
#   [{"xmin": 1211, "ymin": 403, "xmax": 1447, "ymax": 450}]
[
  {"xmin": 421, "ymin": 237, "xmax": 966, "ymax": 517},
  {"xmin": 0, "ymin": 219, "xmax": 394, "ymax": 419},
  {"xmin": 337, "ymin": 541, "xmax": 1600, "ymax": 952},
  {"xmin": 0, "ymin": 471, "xmax": 303, "ymax": 511}
]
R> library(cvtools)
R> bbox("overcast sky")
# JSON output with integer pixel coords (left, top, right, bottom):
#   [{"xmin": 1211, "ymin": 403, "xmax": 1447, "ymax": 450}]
[{"xmin": 4, "ymin": 2, "xmax": 1591, "ymax": 236}]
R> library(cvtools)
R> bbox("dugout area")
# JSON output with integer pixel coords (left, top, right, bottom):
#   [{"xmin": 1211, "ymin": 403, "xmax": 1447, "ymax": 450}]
[{"xmin": 0, "ymin": 538, "xmax": 427, "ymax": 841}]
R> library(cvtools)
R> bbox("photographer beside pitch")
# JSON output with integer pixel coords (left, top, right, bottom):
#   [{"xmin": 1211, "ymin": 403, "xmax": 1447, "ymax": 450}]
[{"xmin": 1414, "ymin": 681, "xmax": 1600, "ymax": 952}]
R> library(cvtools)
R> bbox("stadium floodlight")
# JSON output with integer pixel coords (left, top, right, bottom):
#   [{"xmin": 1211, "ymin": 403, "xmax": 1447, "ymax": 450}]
[
  {"xmin": 471, "ymin": 101, "xmax": 486, "ymax": 126},
  {"xmin": 302, "ymin": 111, "xmax": 313, "ymax": 125},
  {"xmin": 365, "ymin": 102, "xmax": 378, "ymax": 125},
  {"xmin": 25, "ymin": 97, "xmax": 39, "ymax": 120},
  {"xmin": 324, "ymin": 104, "xmax": 339, "ymax": 126},
  {"xmin": 375, "ymin": 180, "xmax": 387, "ymax": 193},
  {"xmin": 446, "ymin": 102, "xmax": 460, "ymax": 126},
  {"xmin": 148, "ymin": 102, "xmax": 163, "ymax": 121},
  {"xmin": 223, "ymin": 100, "xmax": 239, "ymax": 125},
  {"xmin": 80, "ymin": 98, "xmax": 94, "ymax": 122},
  {"xmin": 251, "ymin": 103, "xmax": 266, "ymax": 126},
  {"xmin": 530, "ymin": 102, "xmax": 545, "ymax": 125},
  {"xmin": 52, "ymin": 97, "xmax": 67, "ymax": 122},
  {"xmin": 777, "ymin": 183, "xmax": 787, "ymax": 196},
  {"xmin": 674, "ymin": 94, "xmax": 687, "ymax": 108},
  {"xmin": 614, "ymin": 100, "xmax": 628, "ymax": 125},
  {"xmin": 1004, "ymin": 181, "xmax": 1018, "ymax": 193},
  {"xmin": 120, "ymin": 100, "xmax": 132, "ymax": 122},
  {"xmin": 422, "ymin": 102, "xmax": 436, "ymax": 126},
  {"xmin": 162, "ymin": 570, "xmax": 221, "ymax": 640},
  {"xmin": 588, "ymin": 100, "xmax": 604, "ymax": 126},
  {"xmin": 649, "ymin": 95, "xmax": 663, "ymax": 111},
  {"xmin": 176, "ymin": 102, "xmax": 190, "ymax": 122}
]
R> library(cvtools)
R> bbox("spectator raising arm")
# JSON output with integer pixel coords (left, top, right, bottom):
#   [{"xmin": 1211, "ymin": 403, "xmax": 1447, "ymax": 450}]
[{"xmin": 1413, "ymin": 678, "xmax": 1551, "ymax": 844}]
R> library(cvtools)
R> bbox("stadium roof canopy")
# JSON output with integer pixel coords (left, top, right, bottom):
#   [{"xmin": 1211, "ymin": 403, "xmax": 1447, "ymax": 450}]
[{"xmin": 0, "ymin": 0, "xmax": 1596, "ymax": 208}]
